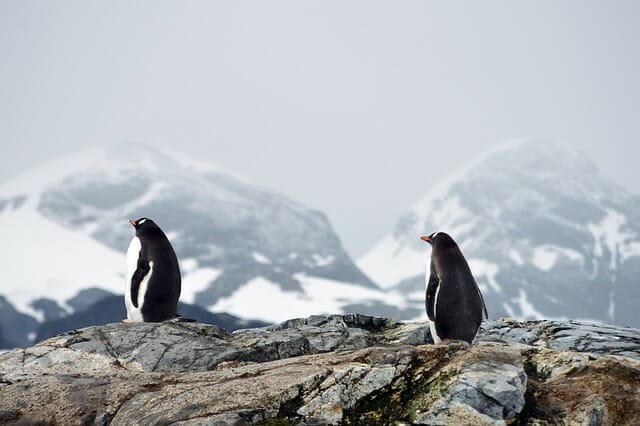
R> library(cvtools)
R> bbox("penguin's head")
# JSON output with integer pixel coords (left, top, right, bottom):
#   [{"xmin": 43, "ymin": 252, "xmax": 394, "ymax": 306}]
[
  {"xmin": 420, "ymin": 232, "xmax": 456, "ymax": 249},
  {"xmin": 129, "ymin": 217, "xmax": 160, "ymax": 236}
]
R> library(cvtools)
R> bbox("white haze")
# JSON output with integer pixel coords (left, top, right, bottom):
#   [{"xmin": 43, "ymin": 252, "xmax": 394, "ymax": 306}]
[{"xmin": 1, "ymin": 1, "xmax": 639, "ymax": 257}]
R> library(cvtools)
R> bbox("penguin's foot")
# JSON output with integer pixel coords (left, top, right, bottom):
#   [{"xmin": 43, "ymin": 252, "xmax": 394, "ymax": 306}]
[{"xmin": 122, "ymin": 318, "xmax": 132, "ymax": 323}]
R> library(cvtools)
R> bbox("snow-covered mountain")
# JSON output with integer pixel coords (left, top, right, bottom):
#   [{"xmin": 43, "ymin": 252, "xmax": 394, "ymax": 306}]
[
  {"xmin": 359, "ymin": 141, "xmax": 640, "ymax": 327},
  {"xmin": 0, "ymin": 145, "xmax": 412, "ymax": 347},
  {"xmin": 5, "ymin": 141, "xmax": 638, "ymax": 347}
]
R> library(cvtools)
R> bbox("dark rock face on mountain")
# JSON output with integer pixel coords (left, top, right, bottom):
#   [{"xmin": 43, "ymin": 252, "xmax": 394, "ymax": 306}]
[
  {"xmin": 1, "ymin": 314, "xmax": 639, "ymax": 425},
  {"xmin": 65, "ymin": 288, "xmax": 116, "ymax": 312},
  {"xmin": 0, "ymin": 296, "xmax": 39, "ymax": 348},
  {"xmin": 360, "ymin": 142, "xmax": 640, "ymax": 327},
  {"xmin": 0, "ymin": 328, "xmax": 9, "ymax": 350}
]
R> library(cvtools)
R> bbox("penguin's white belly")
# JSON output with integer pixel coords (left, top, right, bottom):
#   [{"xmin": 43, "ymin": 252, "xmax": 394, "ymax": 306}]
[
  {"xmin": 429, "ymin": 321, "xmax": 442, "ymax": 344},
  {"xmin": 125, "ymin": 237, "xmax": 153, "ymax": 322}
]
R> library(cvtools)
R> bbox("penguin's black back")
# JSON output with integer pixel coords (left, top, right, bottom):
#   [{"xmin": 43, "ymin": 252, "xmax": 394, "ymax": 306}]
[
  {"xmin": 136, "ymin": 222, "xmax": 181, "ymax": 322},
  {"xmin": 429, "ymin": 234, "xmax": 487, "ymax": 344}
]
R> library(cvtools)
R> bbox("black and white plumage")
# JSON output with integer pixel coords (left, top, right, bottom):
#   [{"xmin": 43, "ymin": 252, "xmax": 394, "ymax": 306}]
[
  {"xmin": 125, "ymin": 218, "xmax": 181, "ymax": 322},
  {"xmin": 421, "ymin": 232, "xmax": 487, "ymax": 345}
]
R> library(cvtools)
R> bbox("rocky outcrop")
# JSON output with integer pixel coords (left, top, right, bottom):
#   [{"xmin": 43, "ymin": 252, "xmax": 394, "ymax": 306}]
[
  {"xmin": 34, "ymin": 295, "xmax": 269, "ymax": 344},
  {"xmin": 1, "ymin": 315, "xmax": 639, "ymax": 425}
]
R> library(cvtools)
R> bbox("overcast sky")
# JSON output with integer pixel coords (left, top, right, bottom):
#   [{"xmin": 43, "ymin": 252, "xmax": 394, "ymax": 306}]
[{"xmin": 1, "ymin": 1, "xmax": 639, "ymax": 257}]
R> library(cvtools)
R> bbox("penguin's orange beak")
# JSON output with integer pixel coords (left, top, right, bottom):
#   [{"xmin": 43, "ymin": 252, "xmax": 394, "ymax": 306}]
[
  {"xmin": 420, "ymin": 236, "xmax": 431, "ymax": 243},
  {"xmin": 129, "ymin": 220, "xmax": 136, "ymax": 227}
]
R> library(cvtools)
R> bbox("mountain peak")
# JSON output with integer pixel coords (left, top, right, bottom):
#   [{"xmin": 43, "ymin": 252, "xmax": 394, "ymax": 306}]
[
  {"xmin": 359, "ymin": 142, "xmax": 640, "ymax": 327},
  {"xmin": 0, "ymin": 145, "xmax": 401, "ymax": 348},
  {"xmin": 0, "ymin": 144, "xmax": 246, "ymax": 199},
  {"xmin": 394, "ymin": 140, "xmax": 626, "ymax": 245}
]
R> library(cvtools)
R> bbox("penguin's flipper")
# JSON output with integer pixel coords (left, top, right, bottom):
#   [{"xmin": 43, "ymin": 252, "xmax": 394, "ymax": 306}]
[
  {"xmin": 476, "ymin": 283, "xmax": 489, "ymax": 319},
  {"xmin": 425, "ymin": 261, "xmax": 440, "ymax": 322},
  {"xmin": 130, "ymin": 258, "xmax": 151, "ymax": 308}
]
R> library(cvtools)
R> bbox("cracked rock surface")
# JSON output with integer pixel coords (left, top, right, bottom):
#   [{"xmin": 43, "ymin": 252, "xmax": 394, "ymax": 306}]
[{"xmin": 1, "ymin": 315, "xmax": 639, "ymax": 425}]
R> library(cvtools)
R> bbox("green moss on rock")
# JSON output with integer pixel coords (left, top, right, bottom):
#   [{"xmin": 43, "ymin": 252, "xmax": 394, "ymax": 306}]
[
  {"xmin": 405, "ymin": 367, "xmax": 460, "ymax": 422},
  {"xmin": 256, "ymin": 418, "xmax": 291, "ymax": 426}
]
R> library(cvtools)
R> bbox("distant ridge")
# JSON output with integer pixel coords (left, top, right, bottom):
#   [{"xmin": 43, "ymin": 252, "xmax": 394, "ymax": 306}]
[{"xmin": 359, "ymin": 141, "xmax": 640, "ymax": 327}]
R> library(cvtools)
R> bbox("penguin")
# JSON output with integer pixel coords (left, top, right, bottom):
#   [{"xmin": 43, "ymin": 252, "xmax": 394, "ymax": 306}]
[
  {"xmin": 421, "ymin": 232, "xmax": 488, "ymax": 345},
  {"xmin": 124, "ymin": 218, "xmax": 181, "ymax": 322}
]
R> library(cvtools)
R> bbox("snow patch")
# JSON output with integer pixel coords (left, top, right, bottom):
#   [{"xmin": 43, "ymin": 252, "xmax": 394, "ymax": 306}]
[
  {"xmin": 512, "ymin": 289, "xmax": 546, "ymax": 320},
  {"xmin": 25, "ymin": 306, "xmax": 45, "ymax": 323},
  {"xmin": 468, "ymin": 259, "xmax": 502, "ymax": 293},
  {"xmin": 532, "ymin": 246, "xmax": 559, "ymax": 271},
  {"xmin": 81, "ymin": 221, "xmax": 100, "ymax": 235},
  {"xmin": 180, "ymin": 258, "xmax": 199, "ymax": 273},
  {"xmin": 623, "ymin": 242, "xmax": 640, "ymax": 260},
  {"xmin": 181, "ymin": 264, "xmax": 222, "ymax": 305},
  {"xmin": 407, "ymin": 290, "xmax": 425, "ymax": 302},
  {"xmin": 210, "ymin": 274, "xmax": 408, "ymax": 323},
  {"xmin": 165, "ymin": 230, "xmax": 180, "ymax": 242},
  {"xmin": 509, "ymin": 249, "xmax": 524, "ymax": 266},
  {"xmin": 506, "ymin": 289, "xmax": 568, "ymax": 321},
  {"xmin": 311, "ymin": 254, "xmax": 335, "ymax": 267},
  {"xmin": 357, "ymin": 235, "xmax": 427, "ymax": 288},
  {"xmin": 588, "ymin": 209, "xmax": 637, "ymax": 269},
  {"xmin": 502, "ymin": 302, "xmax": 516, "ymax": 319},
  {"xmin": 557, "ymin": 247, "xmax": 585, "ymax": 263},
  {"xmin": 531, "ymin": 245, "xmax": 584, "ymax": 271},
  {"xmin": 252, "ymin": 252, "xmax": 272, "ymax": 265},
  {"xmin": 0, "ymin": 200, "xmax": 125, "ymax": 319}
]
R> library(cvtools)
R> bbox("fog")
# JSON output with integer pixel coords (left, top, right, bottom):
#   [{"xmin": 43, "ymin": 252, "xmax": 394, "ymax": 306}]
[{"xmin": 1, "ymin": 1, "xmax": 639, "ymax": 257}]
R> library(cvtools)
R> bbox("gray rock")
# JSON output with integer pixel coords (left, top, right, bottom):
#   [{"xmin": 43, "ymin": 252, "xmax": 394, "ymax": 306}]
[
  {"xmin": 413, "ymin": 345, "xmax": 526, "ymax": 424},
  {"xmin": 1, "ymin": 315, "xmax": 640, "ymax": 425},
  {"xmin": 479, "ymin": 318, "xmax": 640, "ymax": 360}
]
